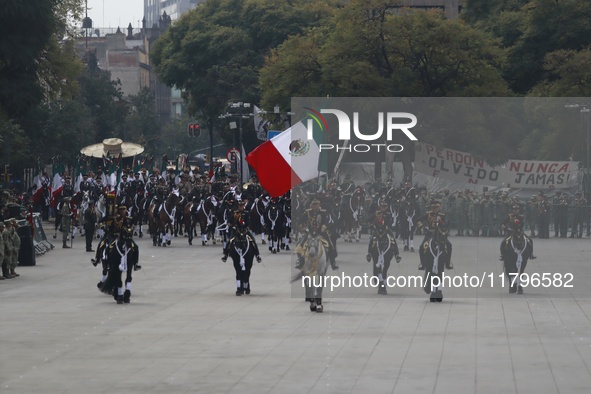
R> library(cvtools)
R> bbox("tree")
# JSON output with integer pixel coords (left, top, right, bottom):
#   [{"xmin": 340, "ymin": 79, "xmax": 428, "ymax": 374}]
[
  {"xmin": 0, "ymin": 0, "xmax": 62, "ymax": 119},
  {"xmin": 260, "ymin": 3, "xmax": 510, "ymax": 179},
  {"xmin": 78, "ymin": 52, "xmax": 127, "ymax": 142},
  {"xmin": 150, "ymin": 0, "xmax": 335, "ymax": 148}
]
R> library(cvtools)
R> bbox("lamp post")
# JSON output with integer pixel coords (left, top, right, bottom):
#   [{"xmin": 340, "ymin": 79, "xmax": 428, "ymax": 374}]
[
  {"xmin": 565, "ymin": 104, "xmax": 591, "ymax": 169},
  {"xmin": 582, "ymin": 108, "xmax": 590, "ymax": 170},
  {"xmin": 219, "ymin": 102, "xmax": 252, "ymax": 186}
]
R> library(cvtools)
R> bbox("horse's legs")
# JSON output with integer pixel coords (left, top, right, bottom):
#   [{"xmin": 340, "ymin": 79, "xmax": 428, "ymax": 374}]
[
  {"xmin": 124, "ymin": 268, "xmax": 132, "ymax": 303},
  {"xmin": 233, "ymin": 260, "xmax": 243, "ymax": 296},
  {"xmin": 115, "ymin": 272, "xmax": 124, "ymax": 304},
  {"xmin": 315, "ymin": 285, "xmax": 323, "ymax": 312},
  {"xmin": 242, "ymin": 260, "xmax": 253, "ymax": 294}
]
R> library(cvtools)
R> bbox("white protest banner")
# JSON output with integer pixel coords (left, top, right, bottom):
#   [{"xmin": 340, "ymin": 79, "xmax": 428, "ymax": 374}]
[{"xmin": 415, "ymin": 142, "xmax": 579, "ymax": 189}]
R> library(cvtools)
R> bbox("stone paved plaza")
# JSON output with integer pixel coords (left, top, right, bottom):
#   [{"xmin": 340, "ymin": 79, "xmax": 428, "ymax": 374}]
[{"xmin": 1, "ymin": 229, "xmax": 591, "ymax": 394}]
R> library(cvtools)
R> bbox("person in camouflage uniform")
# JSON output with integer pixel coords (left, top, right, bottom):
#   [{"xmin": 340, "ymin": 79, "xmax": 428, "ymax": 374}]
[
  {"xmin": 571, "ymin": 192, "xmax": 586, "ymax": 238},
  {"xmin": 61, "ymin": 197, "xmax": 72, "ymax": 248},
  {"xmin": 525, "ymin": 196, "xmax": 538, "ymax": 237},
  {"xmin": 468, "ymin": 192, "xmax": 481, "ymax": 236},
  {"xmin": 0, "ymin": 222, "xmax": 8, "ymax": 279},
  {"xmin": 8, "ymin": 219, "xmax": 20, "ymax": 277},
  {"xmin": 480, "ymin": 193, "xmax": 494, "ymax": 237},
  {"xmin": 537, "ymin": 194, "xmax": 550, "ymax": 239},
  {"xmin": 2, "ymin": 221, "xmax": 14, "ymax": 279},
  {"xmin": 440, "ymin": 190, "xmax": 454, "ymax": 232},
  {"xmin": 454, "ymin": 190, "xmax": 469, "ymax": 236}
]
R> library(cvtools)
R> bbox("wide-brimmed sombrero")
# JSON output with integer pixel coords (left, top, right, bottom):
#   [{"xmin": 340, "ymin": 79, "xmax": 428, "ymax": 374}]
[{"xmin": 80, "ymin": 138, "xmax": 144, "ymax": 158}]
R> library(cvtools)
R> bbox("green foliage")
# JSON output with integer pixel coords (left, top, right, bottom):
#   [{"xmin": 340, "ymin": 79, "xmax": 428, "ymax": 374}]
[
  {"xmin": 150, "ymin": 0, "xmax": 335, "ymax": 149},
  {"xmin": 125, "ymin": 87, "xmax": 161, "ymax": 154},
  {"xmin": 78, "ymin": 53, "xmax": 127, "ymax": 141}
]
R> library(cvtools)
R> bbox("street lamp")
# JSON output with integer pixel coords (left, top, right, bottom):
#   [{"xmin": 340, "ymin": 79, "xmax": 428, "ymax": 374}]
[
  {"xmin": 565, "ymin": 104, "xmax": 591, "ymax": 169},
  {"xmin": 219, "ymin": 102, "xmax": 252, "ymax": 186}
]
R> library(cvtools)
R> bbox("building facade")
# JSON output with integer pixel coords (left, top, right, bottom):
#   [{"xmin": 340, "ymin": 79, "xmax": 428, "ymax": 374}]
[{"xmin": 144, "ymin": 0, "xmax": 205, "ymax": 29}]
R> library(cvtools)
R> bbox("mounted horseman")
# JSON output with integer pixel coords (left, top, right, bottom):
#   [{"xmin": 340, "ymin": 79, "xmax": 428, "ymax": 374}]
[
  {"xmin": 416, "ymin": 200, "xmax": 453, "ymax": 302},
  {"xmin": 366, "ymin": 201, "xmax": 402, "ymax": 294},
  {"xmin": 295, "ymin": 198, "xmax": 339, "ymax": 271},
  {"xmin": 500, "ymin": 204, "xmax": 536, "ymax": 294}
]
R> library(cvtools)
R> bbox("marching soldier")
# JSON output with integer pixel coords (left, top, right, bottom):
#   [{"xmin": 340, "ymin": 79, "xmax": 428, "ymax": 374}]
[
  {"xmin": 61, "ymin": 196, "xmax": 73, "ymax": 248},
  {"xmin": 537, "ymin": 193, "xmax": 550, "ymax": 239},
  {"xmin": 84, "ymin": 200, "xmax": 98, "ymax": 252},
  {"xmin": 8, "ymin": 219, "xmax": 20, "ymax": 278},
  {"xmin": 1, "ymin": 221, "xmax": 14, "ymax": 279},
  {"xmin": 525, "ymin": 197, "xmax": 538, "ymax": 237}
]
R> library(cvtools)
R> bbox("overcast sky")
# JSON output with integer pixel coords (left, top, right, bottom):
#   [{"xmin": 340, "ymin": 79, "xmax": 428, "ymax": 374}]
[{"xmin": 87, "ymin": 0, "xmax": 144, "ymax": 29}]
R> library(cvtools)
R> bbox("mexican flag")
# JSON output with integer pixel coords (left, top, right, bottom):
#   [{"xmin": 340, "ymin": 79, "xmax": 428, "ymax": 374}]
[{"xmin": 246, "ymin": 120, "xmax": 326, "ymax": 197}]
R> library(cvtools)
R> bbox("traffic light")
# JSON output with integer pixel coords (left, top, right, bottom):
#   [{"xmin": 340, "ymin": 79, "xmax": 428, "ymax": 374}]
[{"xmin": 188, "ymin": 123, "xmax": 200, "ymax": 138}]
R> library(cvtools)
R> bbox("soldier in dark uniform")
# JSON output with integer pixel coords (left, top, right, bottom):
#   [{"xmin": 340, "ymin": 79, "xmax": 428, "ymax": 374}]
[
  {"xmin": 61, "ymin": 175, "xmax": 74, "ymax": 200},
  {"xmin": 367, "ymin": 176, "xmax": 385, "ymax": 197},
  {"xmin": 339, "ymin": 174, "xmax": 355, "ymax": 195},
  {"xmin": 152, "ymin": 178, "xmax": 168, "ymax": 220},
  {"xmin": 537, "ymin": 193, "xmax": 550, "ymax": 239},
  {"xmin": 552, "ymin": 191, "xmax": 561, "ymax": 237},
  {"xmin": 556, "ymin": 194, "xmax": 569, "ymax": 238},
  {"xmin": 571, "ymin": 192, "xmax": 586, "ymax": 238},
  {"xmin": 131, "ymin": 172, "xmax": 145, "ymax": 193},
  {"xmin": 243, "ymin": 175, "xmax": 263, "ymax": 202},
  {"xmin": 117, "ymin": 173, "xmax": 129, "ymax": 200},
  {"xmin": 165, "ymin": 167, "xmax": 177, "ymax": 191},
  {"xmin": 79, "ymin": 174, "xmax": 94, "ymax": 194},
  {"xmin": 501, "ymin": 204, "xmax": 525, "ymax": 235},
  {"xmin": 401, "ymin": 179, "xmax": 417, "ymax": 203},
  {"xmin": 228, "ymin": 201, "xmax": 260, "ymax": 249},
  {"xmin": 84, "ymin": 200, "xmax": 98, "ymax": 252},
  {"xmin": 295, "ymin": 198, "xmax": 338, "ymax": 270}
]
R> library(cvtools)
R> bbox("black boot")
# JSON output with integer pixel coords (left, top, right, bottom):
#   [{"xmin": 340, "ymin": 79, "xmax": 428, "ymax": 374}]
[
  {"xmin": 295, "ymin": 255, "xmax": 304, "ymax": 269},
  {"xmin": 123, "ymin": 290, "xmax": 131, "ymax": 303},
  {"xmin": 330, "ymin": 256, "xmax": 339, "ymax": 270}
]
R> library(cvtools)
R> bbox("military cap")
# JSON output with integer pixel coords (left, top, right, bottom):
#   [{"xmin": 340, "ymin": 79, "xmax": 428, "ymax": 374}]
[
  {"xmin": 149, "ymin": 173, "xmax": 155, "ymax": 178},
  {"xmin": 63, "ymin": 196, "xmax": 72, "ymax": 201},
  {"xmin": 65, "ymin": 175, "xmax": 72, "ymax": 180},
  {"xmin": 311, "ymin": 198, "xmax": 321, "ymax": 204},
  {"xmin": 430, "ymin": 200, "xmax": 441, "ymax": 207}
]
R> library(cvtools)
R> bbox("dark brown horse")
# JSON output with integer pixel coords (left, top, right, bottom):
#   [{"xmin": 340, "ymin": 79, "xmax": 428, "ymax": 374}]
[{"xmin": 148, "ymin": 191, "xmax": 180, "ymax": 247}]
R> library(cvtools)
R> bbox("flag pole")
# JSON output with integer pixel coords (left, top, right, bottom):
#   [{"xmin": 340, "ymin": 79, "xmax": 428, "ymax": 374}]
[{"xmin": 333, "ymin": 140, "xmax": 349, "ymax": 181}]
